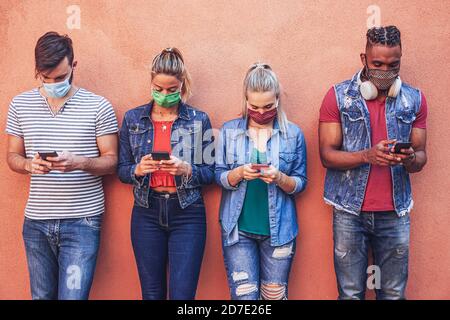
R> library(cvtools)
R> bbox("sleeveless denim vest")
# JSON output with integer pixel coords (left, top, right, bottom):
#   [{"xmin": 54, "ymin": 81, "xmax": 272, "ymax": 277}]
[{"xmin": 324, "ymin": 70, "xmax": 422, "ymax": 217}]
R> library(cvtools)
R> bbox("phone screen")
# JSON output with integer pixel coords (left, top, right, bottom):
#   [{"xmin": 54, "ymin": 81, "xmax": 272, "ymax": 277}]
[
  {"xmin": 38, "ymin": 151, "xmax": 58, "ymax": 160},
  {"xmin": 394, "ymin": 142, "xmax": 412, "ymax": 154},
  {"xmin": 151, "ymin": 151, "xmax": 170, "ymax": 161}
]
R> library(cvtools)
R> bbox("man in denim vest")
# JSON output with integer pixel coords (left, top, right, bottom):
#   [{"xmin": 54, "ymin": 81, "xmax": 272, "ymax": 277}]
[{"xmin": 319, "ymin": 26, "xmax": 428, "ymax": 299}]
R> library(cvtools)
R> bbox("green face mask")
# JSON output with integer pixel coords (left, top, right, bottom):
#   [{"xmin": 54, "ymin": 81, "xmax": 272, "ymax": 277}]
[{"xmin": 152, "ymin": 89, "xmax": 181, "ymax": 108}]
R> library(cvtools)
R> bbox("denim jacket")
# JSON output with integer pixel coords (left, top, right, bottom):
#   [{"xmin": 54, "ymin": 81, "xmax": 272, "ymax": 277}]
[
  {"xmin": 215, "ymin": 117, "xmax": 307, "ymax": 247},
  {"xmin": 118, "ymin": 101, "xmax": 215, "ymax": 209},
  {"xmin": 324, "ymin": 70, "xmax": 422, "ymax": 217}
]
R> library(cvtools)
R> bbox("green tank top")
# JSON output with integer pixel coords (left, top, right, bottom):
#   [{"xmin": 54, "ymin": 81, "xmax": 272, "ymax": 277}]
[{"xmin": 238, "ymin": 148, "xmax": 270, "ymax": 236}]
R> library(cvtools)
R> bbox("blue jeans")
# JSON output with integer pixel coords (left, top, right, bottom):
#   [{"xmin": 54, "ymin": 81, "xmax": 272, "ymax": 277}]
[
  {"xmin": 22, "ymin": 215, "xmax": 102, "ymax": 300},
  {"xmin": 131, "ymin": 191, "xmax": 206, "ymax": 300},
  {"xmin": 222, "ymin": 230, "xmax": 296, "ymax": 300},
  {"xmin": 333, "ymin": 208, "xmax": 410, "ymax": 300}
]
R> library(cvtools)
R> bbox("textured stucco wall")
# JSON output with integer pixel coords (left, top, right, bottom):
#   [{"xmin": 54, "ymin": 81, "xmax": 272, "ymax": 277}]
[{"xmin": 0, "ymin": 0, "xmax": 449, "ymax": 299}]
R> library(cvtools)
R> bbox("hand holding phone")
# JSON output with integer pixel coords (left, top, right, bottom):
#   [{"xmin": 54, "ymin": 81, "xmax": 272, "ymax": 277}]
[
  {"xmin": 393, "ymin": 142, "xmax": 412, "ymax": 154},
  {"xmin": 242, "ymin": 164, "xmax": 264, "ymax": 181},
  {"xmin": 251, "ymin": 163, "xmax": 270, "ymax": 173},
  {"xmin": 136, "ymin": 153, "xmax": 164, "ymax": 176},
  {"xmin": 27, "ymin": 153, "xmax": 53, "ymax": 174},
  {"xmin": 38, "ymin": 151, "xmax": 58, "ymax": 161}
]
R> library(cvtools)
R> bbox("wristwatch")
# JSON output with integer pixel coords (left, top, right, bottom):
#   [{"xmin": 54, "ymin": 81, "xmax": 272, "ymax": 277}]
[{"xmin": 405, "ymin": 152, "xmax": 416, "ymax": 164}]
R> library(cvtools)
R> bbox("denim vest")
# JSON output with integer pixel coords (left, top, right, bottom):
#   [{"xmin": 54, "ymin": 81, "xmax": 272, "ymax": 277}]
[
  {"xmin": 324, "ymin": 70, "xmax": 422, "ymax": 217},
  {"xmin": 216, "ymin": 117, "xmax": 308, "ymax": 247},
  {"xmin": 118, "ymin": 101, "xmax": 215, "ymax": 209}
]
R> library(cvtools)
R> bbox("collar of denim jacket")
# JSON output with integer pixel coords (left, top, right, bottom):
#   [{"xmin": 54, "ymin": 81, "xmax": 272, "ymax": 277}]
[
  {"xmin": 139, "ymin": 100, "xmax": 191, "ymax": 121},
  {"xmin": 344, "ymin": 69, "xmax": 364, "ymax": 99}
]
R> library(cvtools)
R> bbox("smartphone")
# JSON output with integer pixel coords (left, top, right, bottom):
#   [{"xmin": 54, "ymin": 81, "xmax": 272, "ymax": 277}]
[
  {"xmin": 151, "ymin": 151, "xmax": 171, "ymax": 161},
  {"xmin": 38, "ymin": 151, "xmax": 58, "ymax": 160},
  {"xmin": 251, "ymin": 163, "xmax": 270, "ymax": 172},
  {"xmin": 394, "ymin": 142, "xmax": 412, "ymax": 154}
]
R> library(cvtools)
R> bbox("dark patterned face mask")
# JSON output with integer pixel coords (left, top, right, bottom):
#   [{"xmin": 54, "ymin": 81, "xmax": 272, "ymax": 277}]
[{"xmin": 366, "ymin": 67, "xmax": 400, "ymax": 91}]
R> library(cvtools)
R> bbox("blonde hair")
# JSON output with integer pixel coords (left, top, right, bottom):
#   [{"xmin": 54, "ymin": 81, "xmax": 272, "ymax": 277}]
[
  {"xmin": 151, "ymin": 47, "xmax": 192, "ymax": 102},
  {"xmin": 242, "ymin": 62, "xmax": 289, "ymax": 135}
]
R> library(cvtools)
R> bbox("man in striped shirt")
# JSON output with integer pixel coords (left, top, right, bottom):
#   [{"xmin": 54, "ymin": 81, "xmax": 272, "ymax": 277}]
[{"xmin": 5, "ymin": 32, "xmax": 118, "ymax": 300}]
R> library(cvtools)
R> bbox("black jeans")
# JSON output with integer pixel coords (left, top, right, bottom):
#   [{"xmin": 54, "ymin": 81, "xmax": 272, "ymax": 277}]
[{"xmin": 131, "ymin": 191, "xmax": 206, "ymax": 300}]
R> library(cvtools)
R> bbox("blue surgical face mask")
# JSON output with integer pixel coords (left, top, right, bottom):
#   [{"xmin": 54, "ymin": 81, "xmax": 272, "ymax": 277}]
[{"xmin": 42, "ymin": 71, "xmax": 72, "ymax": 98}]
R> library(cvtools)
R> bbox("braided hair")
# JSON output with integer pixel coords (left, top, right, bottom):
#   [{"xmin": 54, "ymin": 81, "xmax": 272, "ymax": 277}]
[{"xmin": 366, "ymin": 26, "xmax": 401, "ymax": 49}]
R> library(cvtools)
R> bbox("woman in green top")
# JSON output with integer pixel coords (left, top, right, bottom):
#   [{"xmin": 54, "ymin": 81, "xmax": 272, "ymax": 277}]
[
  {"xmin": 238, "ymin": 148, "xmax": 270, "ymax": 235},
  {"xmin": 215, "ymin": 63, "xmax": 308, "ymax": 299}
]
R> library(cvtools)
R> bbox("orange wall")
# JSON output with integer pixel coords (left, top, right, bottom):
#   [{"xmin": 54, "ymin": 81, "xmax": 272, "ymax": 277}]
[{"xmin": 0, "ymin": 0, "xmax": 449, "ymax": 299}]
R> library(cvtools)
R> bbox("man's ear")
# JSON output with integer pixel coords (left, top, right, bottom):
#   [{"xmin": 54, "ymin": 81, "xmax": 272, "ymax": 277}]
[
  {"xmin": 360, "ymin": 53, "xmax": 366, "ymax": 67},
  {"xmin": 72, "ymin": 60, "xmax": 78, "ymax": 69}
]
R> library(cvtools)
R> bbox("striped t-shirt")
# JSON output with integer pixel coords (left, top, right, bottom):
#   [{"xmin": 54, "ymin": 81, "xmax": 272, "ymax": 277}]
[{"xmin": 5, "ymin": 88, "xmax": 118, "ymax": 220}]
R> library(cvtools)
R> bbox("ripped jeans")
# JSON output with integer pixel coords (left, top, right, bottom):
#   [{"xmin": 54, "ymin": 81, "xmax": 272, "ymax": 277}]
[
  {"xmin": 222, "ymin": 230, "xmax": 296, "ymax": 300},
  {"xmin": 333, "ymin": 208, "xmax": 410, "ymax": 300},
  {"xmin": 22, "ymin": 215, "xmax": 102, "ymax": 300}
]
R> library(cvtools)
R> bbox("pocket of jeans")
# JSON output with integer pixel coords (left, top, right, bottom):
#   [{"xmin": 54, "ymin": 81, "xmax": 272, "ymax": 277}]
[
  {"xmin": 22, "ymin": 217, "xmax": 36, "ymax": 237},
  {"xmin": 400, "ymin": 212, "xmax": 411, "ymax": 226},
  {"xmin": 393, "ymin": 246, "xmax": 409, "ymax": 260},
  {"xmin": 82, "ymin": 216, "xmax": 103, "ymax": 230},
  {"xmin": 333, "ymin": 209, "xmax": 348, "ymax": 225}
]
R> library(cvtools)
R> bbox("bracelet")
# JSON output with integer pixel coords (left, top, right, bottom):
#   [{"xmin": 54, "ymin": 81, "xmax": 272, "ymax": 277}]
[
  {"xmin": 406, "ymin": 152, "xmax": 416, "ymax": 165},
  {"xmin": 181, "ymin": 161, "xmax": 193, "ymax": 188},
  {"xmin": 183, "ymin": 161, "xmax": 192, "ymax": 177},
  {"xmin": 276, "ymin": 172, "xmax": 284, "ymax": 185},
  {"xmin": 239, "ymin": 166, "xmax": 246, "ymax": 181}
]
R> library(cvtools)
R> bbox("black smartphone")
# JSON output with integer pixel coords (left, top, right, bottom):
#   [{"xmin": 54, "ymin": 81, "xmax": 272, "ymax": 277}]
[
  {"xmin": 394, "ymin": 142, "xmax": 412, "ymax": 154},
  {"xmin": 151, "ymin": 151, "xmax": 170, "ymax": 161},
  {"xmin": 38, "ymin": 151, "xmax": 58, "ymax": 160}
]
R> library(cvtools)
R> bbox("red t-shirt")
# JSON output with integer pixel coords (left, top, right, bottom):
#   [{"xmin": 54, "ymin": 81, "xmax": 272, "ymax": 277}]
[
  {"xmin": 150, "ymin": 120, "xmax": 176, "ymax": 188},
  {"xmin": 319, "ymin": 87, "xmax": 427, "ymax": 211}
]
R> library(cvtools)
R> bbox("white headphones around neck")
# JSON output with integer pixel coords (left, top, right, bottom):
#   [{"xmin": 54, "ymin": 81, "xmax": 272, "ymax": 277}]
[{"xmin": 357, "ymin": 69, "xmax": 402, "ymax": 100}]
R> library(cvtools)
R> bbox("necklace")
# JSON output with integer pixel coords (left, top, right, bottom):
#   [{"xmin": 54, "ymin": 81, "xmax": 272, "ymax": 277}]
[
  {"xmin": 152, "ymin": 109, "xmax": 176, "ymax": 132},
  {"xmin": 159, "ymin": 110, "xmax": 175, "ymax": 117}
]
